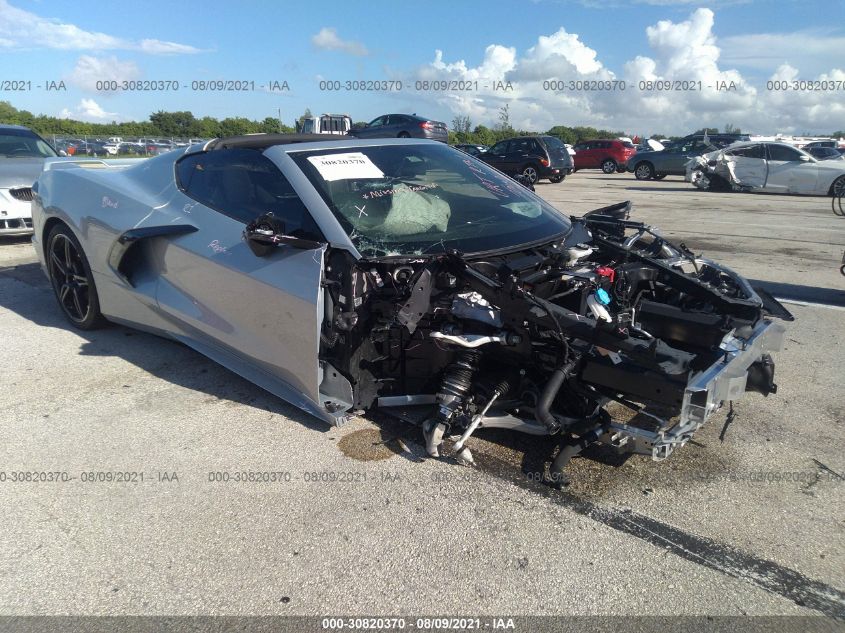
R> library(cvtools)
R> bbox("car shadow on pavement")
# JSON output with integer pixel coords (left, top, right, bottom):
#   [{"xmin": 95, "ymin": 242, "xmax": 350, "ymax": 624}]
[
  {"xmin": 0, "ymin": 262, "xmax": 329, "ymax": 433},
  {"xmin": 749, "ymin": 279, "xmax": 845, "ymax": 308},
  {"xmin": 623, "ymin": 185, "xmax": 697, "ymax": 192}
]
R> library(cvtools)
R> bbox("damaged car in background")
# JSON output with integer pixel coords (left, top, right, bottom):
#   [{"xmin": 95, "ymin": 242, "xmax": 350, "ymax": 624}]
[
  {"xmin": 687, "ymin": 141, "xmax": 845, "ymax": 196},
  {"xmin": 31, "ymin": 135, "xmax": 792, "ymax": 484}
]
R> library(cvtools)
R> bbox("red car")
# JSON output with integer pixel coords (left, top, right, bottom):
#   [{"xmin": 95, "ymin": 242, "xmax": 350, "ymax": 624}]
[{"xmin": 572, "ymin": 139, "xmax": 637, "ymax": 174}]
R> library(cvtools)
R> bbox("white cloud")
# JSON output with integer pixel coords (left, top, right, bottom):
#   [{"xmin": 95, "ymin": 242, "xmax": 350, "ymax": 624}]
[
  {"xmin": 513, "ymin": 27, "xmax": 604, "ymax": 80},
  {"xmin": 137, "ymin": 39, "xmax": 203, "ymax": 55},
  {"xmin": 66, "ymin": 55, "xmax": 141, "ymax": 93},
  {"xmin": 405, "ymin": 8, "xmax": 842, "ymax": 135},
  {"xmin": 0, "ymin": 0, "xmax": 203, "ymax": 54},
  {"xmin": 632, "ymin": 0, "xmax": 748, "ymax": 5},
  {"xmin": 757, "ymin": 64, "xmax": 845, "ymax": 133},
  {"xmin": 721, "ymin": 31, "xmax": 845, "ymax": 76},
  {"xmin": 311, "ymin": 27, "xmax": 368, "ymax": 56},
  {"xmin": 58, "ymin": 99, "xmax": 119, "ymax": 122}
]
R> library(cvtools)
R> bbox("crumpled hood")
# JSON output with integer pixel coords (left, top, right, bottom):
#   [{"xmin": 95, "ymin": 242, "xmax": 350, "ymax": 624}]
[{"xmin": 0, "ymin": 158, "xmax": 47, "ymax": 189}]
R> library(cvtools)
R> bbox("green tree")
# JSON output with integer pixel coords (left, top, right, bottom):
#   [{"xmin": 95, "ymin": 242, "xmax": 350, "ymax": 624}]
[
  {"xmin": 149, "ymin": 110, "xmax": 200, "ymax": 138},
  {"xmin": 198, "ymin": 116, "xmax": 221, "ymax": 138},
  {"xmin": 218, "ymin": 117, "xmax": 257, "ymax": 136},
  {"xmin": 452, "ymin": 115, "xmax": 471, "ymax": 133},
  {"xmin": 546, "ymin": 126, "xmax": 577, "ymax": 145},
  {"xmin": 496, "ymin": 104, "xmax": 511, "ymax": 132},
  {"xmin": 471, "ymin": 124, "xmax": 495, "ymax": 147}
]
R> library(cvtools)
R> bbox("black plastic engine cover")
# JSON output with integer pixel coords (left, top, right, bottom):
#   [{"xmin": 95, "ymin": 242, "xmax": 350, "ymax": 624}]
[
  {"xmin": 580, "ymin": 355, "xmax": 689, "ymax": 408},
  {"xmin": 636, "ymin": 300, "xmax": 727, "ymax": 349}
]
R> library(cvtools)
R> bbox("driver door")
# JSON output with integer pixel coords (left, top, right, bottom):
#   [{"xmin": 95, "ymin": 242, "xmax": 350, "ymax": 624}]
[
  {"xmin": 483, "ymin": 140, "xmax": 511, "ymax": 172},
  {"xmin": 724, "ymin": 144, "xmax": 768, "ymax": 187},
  {"xmin": 763, "ymin": 144, "xmax": 820, "ymax": 194},
  {"xmin": 156, "ymin": 148, "xmax": 327, "ymax": 413},
  {"xmin": 663, "ymin": 142, "xmax": 700, "ymax": 173},
  {"xmin": 355, "ymin": 116, "xmax": 387, "ymax": 139}
]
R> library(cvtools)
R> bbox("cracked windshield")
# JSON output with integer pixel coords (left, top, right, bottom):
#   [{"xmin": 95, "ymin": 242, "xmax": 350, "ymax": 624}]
[{"xmin": 292, "ymin": 143, "xmax": 571, "ymax": 256}]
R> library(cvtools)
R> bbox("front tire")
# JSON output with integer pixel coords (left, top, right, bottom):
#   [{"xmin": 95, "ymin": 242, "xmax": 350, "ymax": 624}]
[
  {"xmin": 634, "ymin": 162, "xmax": 653, "ymax": 180},
  {"xmin": 549, "ymin": 174, "xmax": 564, "ymax": 183},
  {"xmin": 397, "ymin": 131, "xmax": 410, "ymax": 138},
  {"xmin": 46, "ymin": 224, "xmax": 106, "ymax": 330},
  {"xmin": 690, "ymin": 168, "xmax": 710, "ymax": 190},
  {"xmin": 601, "ymin": 159, "xmax": 617, "ymax": 174},
  {"xmin": 521, "ymin": 164, "xmax": 539, "ymax": 185},
  {"xmin": 831, "ymin": 175, "xmax": 845, "ymax": 197}
]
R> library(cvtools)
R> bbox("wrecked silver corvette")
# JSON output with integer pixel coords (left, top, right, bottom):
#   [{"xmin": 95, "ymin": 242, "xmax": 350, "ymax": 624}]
[{"xmin": 32, "ymin": 135, "xmax": 792, "ymax": 483}]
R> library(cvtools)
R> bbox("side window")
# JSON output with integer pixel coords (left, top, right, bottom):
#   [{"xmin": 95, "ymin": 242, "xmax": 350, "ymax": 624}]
[
  {"xmin": 368, "ymin": 116, "xmax": 386, "ymax": 127},
  {"xmin": 727, "ymin": 145, "xmax": 764, "ymax": 159},
  {"xmin": 176, "ymin": 149, "xmax": 324, "ymax": 240},
  {"xmin": 490, "ymin": 141, "xmax": 509, "ymax": 154},
  {"xmin": 512, "ymin": 139, "xmax": 531, "ymax": 153},
  {"xmin": 529, "ymin": 139, "xmax": 544, "ymax": 154},
  {"xmin": 767, "ymin": 144, "xmax": 802, "ymax": 161}
]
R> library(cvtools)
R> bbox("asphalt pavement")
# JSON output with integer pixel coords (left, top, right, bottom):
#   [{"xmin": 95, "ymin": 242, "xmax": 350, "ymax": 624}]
[{"xmin": 0, "ymin": 173, "xmax": 843, "ymax": 621}]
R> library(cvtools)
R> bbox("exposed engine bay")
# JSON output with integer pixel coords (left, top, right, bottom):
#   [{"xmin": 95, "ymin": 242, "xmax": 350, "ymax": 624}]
[{"xmin": 317, "ymin": 202, "xmax": 791, "ymax": 484}]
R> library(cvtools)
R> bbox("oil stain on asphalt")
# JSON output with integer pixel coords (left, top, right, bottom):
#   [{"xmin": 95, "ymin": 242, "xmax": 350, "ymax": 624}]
[{"xmin": 338, "ymin": 428, "xmax": 405, "ymax": 462}]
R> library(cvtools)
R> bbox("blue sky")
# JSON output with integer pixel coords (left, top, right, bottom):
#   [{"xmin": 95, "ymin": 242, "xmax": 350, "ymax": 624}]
[{"xmin": 1, "ymin": 0, "xmax": 843, "ymax": 134}]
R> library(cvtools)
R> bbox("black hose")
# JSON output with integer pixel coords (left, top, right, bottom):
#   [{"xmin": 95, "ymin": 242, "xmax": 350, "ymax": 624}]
[{"xmin": 535, "ymin": 359, "xmax": 577, "ymax": 432}]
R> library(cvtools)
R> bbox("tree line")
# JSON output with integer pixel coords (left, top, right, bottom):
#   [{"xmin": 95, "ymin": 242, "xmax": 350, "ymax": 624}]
[
  {"xmin": 0, "ymin": 101, "xmax": 296, "ymax": 139},
  {"xmin": 1, "ymin": 101, "xmax": 842, "ymax": 144}
]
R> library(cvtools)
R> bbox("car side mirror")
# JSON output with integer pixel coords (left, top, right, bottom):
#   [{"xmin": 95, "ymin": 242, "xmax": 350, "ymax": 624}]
[
  {"xmin": 799, "ymin": 155, "xmax": 811, "ymax": 162},
  {"xmin": 58, "ymin": 150, "xmax": 68, "ymax": 157},
  {"xmin": 243, "ymin": 212, "xmax": 322, "ymax": 256}
]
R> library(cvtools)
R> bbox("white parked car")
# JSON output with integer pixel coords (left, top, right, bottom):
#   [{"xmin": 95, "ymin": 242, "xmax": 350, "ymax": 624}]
[
  {"xmin": 0, "ymin": 124, "xmax": 60, "ymax": 236},
  {"xmin": 686, "ymin": 141, "xmax": 845, "ymax": 196}
]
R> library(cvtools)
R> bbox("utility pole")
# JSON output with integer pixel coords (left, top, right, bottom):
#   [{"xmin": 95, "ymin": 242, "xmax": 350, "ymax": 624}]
[{"xmin": 278, "ymin": 108, "xmax": 283, "ymax": 133}]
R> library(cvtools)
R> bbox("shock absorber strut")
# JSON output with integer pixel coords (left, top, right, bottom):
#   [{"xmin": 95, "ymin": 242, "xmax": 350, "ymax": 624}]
[{"xmin": 423, "ymin": 349, "xmax": 481, "ymax": 457}]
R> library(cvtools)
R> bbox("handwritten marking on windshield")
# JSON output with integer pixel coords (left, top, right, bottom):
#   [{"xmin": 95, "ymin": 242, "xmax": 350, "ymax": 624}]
[
  {"xmin": 355, "ymin": 204, "xmax": 368, "ymax": 218},
  {"xmin": 361, "ymin": 182, "xmax": 440, "ymax": 200},
  {"xmin": 463, "ymin": 159, "xmax": 518, "ymax": 197}
]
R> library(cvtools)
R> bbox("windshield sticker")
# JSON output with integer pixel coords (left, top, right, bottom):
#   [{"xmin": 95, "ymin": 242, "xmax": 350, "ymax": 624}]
[{"xmin": 307, "ymin": 152, "xmax": 384, "ymax": 181}]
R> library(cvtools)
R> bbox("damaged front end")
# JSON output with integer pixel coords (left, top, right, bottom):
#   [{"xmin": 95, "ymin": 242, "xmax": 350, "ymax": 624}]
[
  {"xmin": 317, "ymin": 201, "xmax": 791, "ymax": 484},
  {"xmin": 686, "ymin": 151, "xmax": 758, "ymax": 192}
]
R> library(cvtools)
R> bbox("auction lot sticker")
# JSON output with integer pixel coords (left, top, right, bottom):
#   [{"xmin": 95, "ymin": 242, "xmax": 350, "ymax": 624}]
[{"xmin": 307, "ymin": 152, "xmax": 384, "ymax": 181}]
